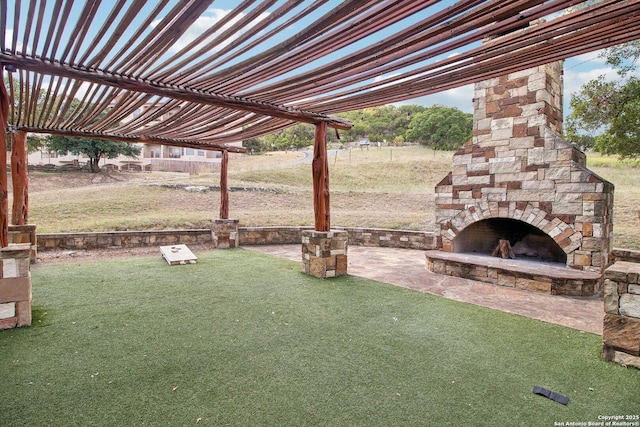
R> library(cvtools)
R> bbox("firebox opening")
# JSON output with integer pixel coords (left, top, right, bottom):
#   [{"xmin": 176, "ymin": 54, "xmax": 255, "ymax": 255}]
[{"xmin": 452, "ymin": 218, "xmax": 567, "ymax": 264}]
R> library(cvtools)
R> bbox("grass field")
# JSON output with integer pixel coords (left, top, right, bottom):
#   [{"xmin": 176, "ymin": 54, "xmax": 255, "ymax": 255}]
[
  {"xmin": 1, "ymin": 250, "xmax": 638, "ymax": 426},
  {"xmin": 20, "ymin": 146, "xmax": 640, "ymax": 249}
]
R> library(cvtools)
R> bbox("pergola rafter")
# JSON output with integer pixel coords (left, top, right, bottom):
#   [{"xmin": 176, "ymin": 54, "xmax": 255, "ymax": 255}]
[
  {"xmin": 1, "ymin": 0, "xmax": 640, "ymax": 241},
  {"xmin": 3, "ymin": 0, "xmax": 639, "ymax": 146}
]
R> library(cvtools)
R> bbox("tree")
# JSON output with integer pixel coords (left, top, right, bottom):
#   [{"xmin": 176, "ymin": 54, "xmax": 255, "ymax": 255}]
[
  {"xmin": 4, "ymin": 77, "xmax": 56, "ymax": 153},
  {"xmin": 46, "ymin": 135, "xmax": 141, "ymax": 173},
  {"xmin": 404, "ymin": 105, "xmax": 472, "ymax": 150},
  {"xmin": 336, "ymin": 105, "xmax": 426, "ymax": 144},
  {"xmin": 5, "ymin": 132, "xmax": 46, "ymax": 153},
  {"xmin": 247, "ymin": 104, "xmax": 469, "ymax": 150},
  {"xmin": 242, "ymin": 138, "xmax": 263, "ymax": 154},
  {"xmin": 565, "ymin": 41, "xmax": 640, "ymax": 159},
  {"xmin": 261, "ymin": 123, "xmax": 315, "ymax": 151}
]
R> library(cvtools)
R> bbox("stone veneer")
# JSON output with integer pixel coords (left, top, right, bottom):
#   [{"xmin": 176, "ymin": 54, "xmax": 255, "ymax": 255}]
[
  {"xmin": 9, "ymin": 224, "xmax": 37, "ymax": 262},
  {"xmin": 603, "ymin": 262, "xmax": 640, "ymax": 369},
  {"xmin": 0, "ymin": 225, "xmax": 38, "ymax": 330},
  {"xmin": 301, "ymin": 230, "xmax": 348, "ymax": 278},
  {"xmin": 426, "ymin": 250, "xmax": 602, "ymax": 295},
  {"xmin": 211, "ymin": 219, "xmax": 239, "ymax": 249},
  {"xmin": 433, "ymin": 61, "xmax": 614, "ymax": 294},
  {"xmin": 38, "ymin": 229, "xmax": 213, "ymax": 250},
  {"xmin": 37, "ymin": 227, "xmax": 437, "ymax": 251},
  {"xmin": 0, "ymin": 244, "xmax": 32, "ymax": 330}
]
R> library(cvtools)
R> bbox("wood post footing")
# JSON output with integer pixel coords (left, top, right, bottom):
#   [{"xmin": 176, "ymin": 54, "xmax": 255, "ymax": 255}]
[{"xmin": 301, "ymin": 230, "xmax": 348, "ymax": 278}]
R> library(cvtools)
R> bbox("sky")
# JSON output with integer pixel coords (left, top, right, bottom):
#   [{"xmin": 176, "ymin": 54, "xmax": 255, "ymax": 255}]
[
  {"xmin": 405, "ymin": 49, "xmax": 619, "ymax": 115},
  {"xmin": 166, "ymin": 1, "xmax": 625, "ymax": 117},
  {"xmin": 156, "ymin": 1, "xmax": 630, "ymax": 118},
  {"xmin": 4, "ymin": 0, "xmax": 631, "ymax": 120}
]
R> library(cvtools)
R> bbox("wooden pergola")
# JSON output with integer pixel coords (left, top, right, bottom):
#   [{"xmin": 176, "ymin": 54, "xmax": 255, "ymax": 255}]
[{"xmin": 1, "ymin": 0, "xmax": 640, "ymax": 246}]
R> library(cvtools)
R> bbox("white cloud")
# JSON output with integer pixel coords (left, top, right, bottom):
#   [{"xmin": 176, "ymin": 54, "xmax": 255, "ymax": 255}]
[
  {"xmin": 373, "ymin": 73, "xmax": 401, "ymax": 83},
  {"xmin": 73, "ymin": 81, "xmax": 94, "ymax": 100},
  {"xmin": 397, "ymin": 84, "xmax": 474, "ymax": 113},
  {"xmin": 569, "ymin": 50, "xmax": 606, "ymax": 65},
  {"xmin": 156, "ymin": 8, "xmax": 269, "ymax": 54},
  {"xmin": 4, "ymin": 29, "xmax": 22, "ymax": 52},
  {"xmin": 563, "ymin": 66, "xmax": 618, "ymax": 99}
]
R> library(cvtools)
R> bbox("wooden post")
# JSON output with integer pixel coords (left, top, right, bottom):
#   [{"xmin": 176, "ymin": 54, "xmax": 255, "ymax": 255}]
[
  {"xmin": 219, "ymin": 149, "xmax": 229, "ymax": 220},
  {"xmin": 0, "ymin": 66, "xmax": 10, "ymax": 247},
  {"xmin": 312, "ymin": 122, "xmax": 330, "ymax": 231},
  {"xmin": 11, "ymin": 130, "xmax": 28, "ymax": 225}
]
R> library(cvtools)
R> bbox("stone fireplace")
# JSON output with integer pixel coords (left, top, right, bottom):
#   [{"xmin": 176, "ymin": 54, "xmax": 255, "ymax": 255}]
[{"xmin": 428, "ymin": 61, "xmax": 614, "ymax": 296}]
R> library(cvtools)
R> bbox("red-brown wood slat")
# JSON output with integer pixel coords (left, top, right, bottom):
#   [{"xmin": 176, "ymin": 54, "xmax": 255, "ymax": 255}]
[
  {"xmin": 0, "ymin": 52, "xmax": 352, "ymax": 132},
  {"xmin": 10, "ymin": 130, "xmax": 28, "ymax": 225},
  {"xmin": 3, "ymin": 0, "xmax": 640, "ymax": 151}
]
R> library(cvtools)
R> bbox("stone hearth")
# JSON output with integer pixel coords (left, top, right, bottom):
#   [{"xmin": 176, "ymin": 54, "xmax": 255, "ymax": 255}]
[{"xmin": 430, "ymin": 61, "xmax": 614, "ymax": 296}]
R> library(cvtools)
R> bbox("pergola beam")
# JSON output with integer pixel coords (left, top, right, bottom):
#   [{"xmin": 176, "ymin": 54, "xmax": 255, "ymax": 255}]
[
  {"xmin": 0, "ymin": 53, "xmax": 353, "ymax": 132},
  {"xmin": 12, "ymin": 125, "xmax": 247, "ymax": 153}
]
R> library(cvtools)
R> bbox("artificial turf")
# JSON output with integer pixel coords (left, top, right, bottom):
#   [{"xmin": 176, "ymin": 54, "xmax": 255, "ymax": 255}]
[{"xmin": 1, "ymin": 249, "xmax": 638, "ymax": 426}]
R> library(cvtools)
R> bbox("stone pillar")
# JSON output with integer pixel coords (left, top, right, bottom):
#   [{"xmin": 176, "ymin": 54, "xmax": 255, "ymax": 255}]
[
  {"xmin": 301, "ymin": 230, "xmax": 347, "ymax": 278},
  {"xmin": 9, "ymin": 224, "xmax": 37, "ymax": 263},
  {"xmin": 603, "ymin": 262, "xmax": 640, "ymax": 368},
  {"xmin": 0, "ymin": 243, "xmax": 32, "ymax": 330},
  {"xmin": 211, "ymin": 219, "xmax": 239, "ymax": 249}
]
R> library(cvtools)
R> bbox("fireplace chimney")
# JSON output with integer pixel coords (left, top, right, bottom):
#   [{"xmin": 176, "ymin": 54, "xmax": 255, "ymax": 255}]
[{"xmin": 433, "ymin": 60, "xmax": 614, "ymax": 289}]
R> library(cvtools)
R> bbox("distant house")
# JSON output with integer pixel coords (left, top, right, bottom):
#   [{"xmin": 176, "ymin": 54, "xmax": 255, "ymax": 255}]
[{"xmin": 27, "ymin": 100, "xmax": 244, "ymax": 173}]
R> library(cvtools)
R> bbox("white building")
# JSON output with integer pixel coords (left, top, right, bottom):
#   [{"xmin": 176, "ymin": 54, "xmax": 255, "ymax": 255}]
[{"xmin": 27, "ymin": 100, "xmax": 244, "ymax": 173}]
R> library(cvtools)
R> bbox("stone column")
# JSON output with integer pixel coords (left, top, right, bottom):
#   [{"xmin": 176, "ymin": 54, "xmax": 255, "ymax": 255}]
[
  {"xmin": 9, "ymin": 224, "xmax": 37, "ymax": 262},
  {"xmin": 0, "ymin": 243, "xmax": 32, "ymax": 330},
  {"xmin": 302, "ymin": 230, "xmax": 347, "ymax": 278},
  {"xmin": 603, "ymin": 262, "xmax": 640, "ymax": 368},
  {"xmin": 211, "ymin": 218, "xmax": 239, "ymax": 248}
]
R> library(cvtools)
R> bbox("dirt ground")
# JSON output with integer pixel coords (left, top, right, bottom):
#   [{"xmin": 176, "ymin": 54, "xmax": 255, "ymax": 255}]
[
  {"xmin": 18, "ymin": 170, "xmax": 135, "ymax": 192},
  {"xmin": 35, "ymin": 243, "xmax": 214, "ymax": 264},
  {"xmin": 24, "ymin": 170, "xmax": 436, "ymax": 232}
]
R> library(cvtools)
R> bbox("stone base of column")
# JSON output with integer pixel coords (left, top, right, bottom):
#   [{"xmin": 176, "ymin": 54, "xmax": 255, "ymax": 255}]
[
  {"xmin": 602, "ymin": 262, "xmax": 640, "ymax": 369},
  {"xmin": 9, "ymin": 224, "xmax": 37, "ymax": 263},
  {"xmin": 302, "ymin": 230, "xmax": 348, "ymax": 278},
  {"xmin": 211, "ymin": 219, "xmax": 239, "ymax": 249},
  {"xmin": 0, "ymin": 244, "xmax": 32, "ymax": 330}
]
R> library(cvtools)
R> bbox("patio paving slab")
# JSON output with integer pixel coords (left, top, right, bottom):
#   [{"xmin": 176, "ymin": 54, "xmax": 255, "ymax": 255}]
[{"xmin": 246, "ymin": 245, "xmax": 604, "ymax": 335}]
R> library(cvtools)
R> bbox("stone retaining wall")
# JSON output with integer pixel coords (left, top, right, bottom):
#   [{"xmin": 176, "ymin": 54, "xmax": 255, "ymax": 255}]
[
  {"xmin": 239, "ymin": 226, "xmax": 313, "ymax": 246},
  {"xmin": 37, "ymin": 229, "xmax": 212, "ymax": 251},
  {"xmin": 37, "ymin": 227, "xmax": 438, "ymax": 251},
  {"xmin": 613, "ymin": 249, "xmax": 640, "ymax": 264},
  {"xmin": 339, "ymin": 227, "xmax": 436, "ymax": 250},
  {"xmin": 34, "ymin": 227, "xmax": 637, "ymax": 272}
]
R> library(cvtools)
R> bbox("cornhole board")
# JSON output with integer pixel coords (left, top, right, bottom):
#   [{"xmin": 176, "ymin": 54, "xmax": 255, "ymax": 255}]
[{"xmin": 160, "ymin": 244, "xmax": 198, "ymax": 265}]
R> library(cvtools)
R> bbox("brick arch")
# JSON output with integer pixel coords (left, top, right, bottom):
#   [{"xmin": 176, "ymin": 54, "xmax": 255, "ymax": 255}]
[{"xmin": 440, "ymin": 201, "xmax": 583, "ymax": 255}]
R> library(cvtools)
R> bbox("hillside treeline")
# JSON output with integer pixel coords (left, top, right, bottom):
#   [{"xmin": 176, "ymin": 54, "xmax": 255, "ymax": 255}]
[{"xmin": 243, "ymin": 104, "xmax": 472, "ymax": 153}]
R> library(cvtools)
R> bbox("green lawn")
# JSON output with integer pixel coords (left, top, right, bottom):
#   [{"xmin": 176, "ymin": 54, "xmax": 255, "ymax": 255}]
[{"xmin": 1, "ymin": 250, "xmax": 638, "ymax": 426}]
